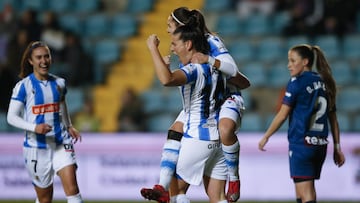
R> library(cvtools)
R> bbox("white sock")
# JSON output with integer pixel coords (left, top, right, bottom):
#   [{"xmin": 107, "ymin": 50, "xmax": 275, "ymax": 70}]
[
  {"xmin": 176, "ymin": 194, "xmax": 190, "ymax": 203},
  {"xmin": 170, "ymin": 195, "xmax": 177, "ymax": 203},
  {"xmin": 222, "ymin": 141, "xmax": 240, "ymax": 181},
  {"xmin": 66, "ymin": 193, "xmax": 83, "ymax": 203},
  {"xmin": 35, "ymin": 198, "xmax": 40, "ymax": 203},
  {"xmin": 218, "ymin": 200, "xmax": 228, "ymax": 203},
  {"xmin": 158, "ymin": 139, "xmax": 181, "ymax": 189}
]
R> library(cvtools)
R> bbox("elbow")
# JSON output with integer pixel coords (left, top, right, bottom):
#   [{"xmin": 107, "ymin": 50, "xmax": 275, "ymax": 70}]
[
  {"xmin": 244, "ymin": 80, "xmax": 251, "ymax": 89},
  {"xmin": 7, "ymin": 113, "xmax": 14, "ymax": 127},
  {"xmin": 160, "ymin": 79, "xmax": 172, "ymax": 86}
]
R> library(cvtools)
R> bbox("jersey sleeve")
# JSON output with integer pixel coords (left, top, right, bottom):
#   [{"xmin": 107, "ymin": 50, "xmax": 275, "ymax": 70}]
[{"xmin": 282, "ymin": 77, "xmax": 298, "ymax": 107}]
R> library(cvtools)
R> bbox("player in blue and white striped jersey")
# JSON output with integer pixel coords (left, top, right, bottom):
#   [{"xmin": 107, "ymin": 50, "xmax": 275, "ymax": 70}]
[
  {"xmin": 141, "ymin": 7, "xmax": 250, "ymax": 203},
  {"xmin": 146, "ymin": 25, "xmax": 228, "ymax": 203},
  {"xmin": 7, "ymin": 41, "xmax": 83, "ymax": 203}
]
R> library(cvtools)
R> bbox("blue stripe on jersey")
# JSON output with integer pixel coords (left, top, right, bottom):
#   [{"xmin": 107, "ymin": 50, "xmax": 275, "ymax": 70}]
[
  {"xmin": 49, "ymin": 79, "xmax": 63, "ymax": 145},
  {"xmin": 30, "ymin": 74, "xmax": 47, "ymax": 149},
  {"xmin": 208, "ymin": 35, "xmax": 228, "ymax": 57},
  {"xmin": 15, "ymin": 83, "xmax": 27, "ymax": 103}
]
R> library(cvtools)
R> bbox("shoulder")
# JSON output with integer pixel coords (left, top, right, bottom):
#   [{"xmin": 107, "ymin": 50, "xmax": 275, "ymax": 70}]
[{"xmin": 50, "ymin": 74, "xmax": 66, "ymax": 87}]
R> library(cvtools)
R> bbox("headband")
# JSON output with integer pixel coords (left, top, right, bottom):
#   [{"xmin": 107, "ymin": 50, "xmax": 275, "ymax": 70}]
[{"xmin": 171, "ymin": 12, "xmax": 185, "ymax": 26}]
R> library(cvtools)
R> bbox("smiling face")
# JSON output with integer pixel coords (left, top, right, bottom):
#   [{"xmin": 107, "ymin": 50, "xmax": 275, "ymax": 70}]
[
  {"xmin": 28, "ymin": 46, "xmax": 52, "ymax": 80},
  {"xmin": 287, "ymin": 50, "xmax": 308, "ymax": 77}
]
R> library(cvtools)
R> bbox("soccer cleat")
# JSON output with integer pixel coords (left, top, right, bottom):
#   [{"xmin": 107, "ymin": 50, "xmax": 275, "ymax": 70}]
[
  {"xmin": 140, "ymin": 184, "xmax": 170, "ymax": 203},
  {"xmin": 227, "ymin": 180, "xmax": 240, "ymax": 202}
]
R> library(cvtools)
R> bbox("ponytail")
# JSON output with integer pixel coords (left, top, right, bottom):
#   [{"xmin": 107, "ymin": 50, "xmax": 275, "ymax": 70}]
[{"xmin": 312, "ymin": 46, "xmax": 337, "ymax": 111}]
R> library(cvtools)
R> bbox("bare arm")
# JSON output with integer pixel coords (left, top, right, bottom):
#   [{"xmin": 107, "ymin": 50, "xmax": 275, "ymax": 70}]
[
  {"xmin": 258, "ymin": 104, "xmax": 291, "ymax": 151},
  {"xmin": 192, "ymin": 52, "xmax": 250, "ymax": 89},
  {"xmin": 61, "ymin": 97, "xmax": 81, "ymax": 143},
  {"xmin": 328, "ymin": 111, "xmax": 345, "ymax": 167},
  {"xmin": 146, "ymin": 34, "xmax": 186, "ymax": 86}
]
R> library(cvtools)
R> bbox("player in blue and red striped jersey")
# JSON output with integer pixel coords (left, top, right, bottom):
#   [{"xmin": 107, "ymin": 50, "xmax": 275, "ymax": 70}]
[
  {"xmin": 7, "ymin": 41, "xmax": 83, "ymax": 203},
  {"xmin": 259, "ymin": 44, "xmax": 345, "ymax": 203}
]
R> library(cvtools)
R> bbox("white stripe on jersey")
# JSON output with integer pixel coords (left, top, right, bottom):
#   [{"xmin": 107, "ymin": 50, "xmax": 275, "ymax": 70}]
[
  {"xmin": 11, "ymin": 73, "xmax": 71, "ymax": 148},
  {"xmin": 180, "ymin": 63, "xmax": 222, "ymax": 141}
]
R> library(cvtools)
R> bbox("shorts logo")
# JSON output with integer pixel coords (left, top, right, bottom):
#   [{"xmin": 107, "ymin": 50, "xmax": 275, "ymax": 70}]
[
  {"xmin": 304, "ymin": 136, "xmax": 328, "ymax": 146},
  {"xmin": 32, "ymin": 103, "xmax": 60, "ymax": 114},
  {"xmin": 64, "ymin": 144, "xmax": 74, "ymax": 152},
  {"xmin": 208, "ymin": 142, "xmax": 220, "ymax": 149}
]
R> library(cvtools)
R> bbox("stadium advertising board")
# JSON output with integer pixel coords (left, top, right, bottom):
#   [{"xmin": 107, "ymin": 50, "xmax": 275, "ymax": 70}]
[{"xmin": 0, "ymin": 133, "xmax": 359, "ymax": 201}]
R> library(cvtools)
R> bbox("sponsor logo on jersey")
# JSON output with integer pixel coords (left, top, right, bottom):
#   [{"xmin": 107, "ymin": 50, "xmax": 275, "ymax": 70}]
[{"xmin": 32, "ymin": 103, "xmax": 60, "ymax": 114}]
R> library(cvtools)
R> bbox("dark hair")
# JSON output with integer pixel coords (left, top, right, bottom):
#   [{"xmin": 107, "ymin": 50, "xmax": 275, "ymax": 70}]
[
  {"xmin": 172, "ymin": 7, "xmax": 212, "ymax": 35},
  {"xmin": 173, "ymin": 25, "xmax": 210, "ymax": 55},
  {"xmin": 19, "ymin": 41, "xmax": 49, "ymax": 78},
  {"xmin": 290, "ymin": 44, "xmax": 337, "ymax": 110}
]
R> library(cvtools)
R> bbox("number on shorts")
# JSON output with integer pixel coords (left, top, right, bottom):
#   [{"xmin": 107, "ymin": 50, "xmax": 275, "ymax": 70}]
[
  {"xmin": 31, "ymin": 159, "xmax": 38, "ymax": 173},
  {"xmin": 309, "ymin": 96, "xmax": 327, "ymax": 131}
]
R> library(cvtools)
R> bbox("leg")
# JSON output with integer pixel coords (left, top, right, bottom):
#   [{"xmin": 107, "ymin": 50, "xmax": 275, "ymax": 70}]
[
  {"xmin": 295, "ymin": 180, "xmax": 316, "ymax": 203},
  {"xmin": 57, "ymin": 164, "xmax": 83, "ymax": 203},
  {"xmin": 141, "ymin": 119, "xmax": 184, "ymax": 202},
  {"xmin": 34, "ymin": 185, "xmax": 53, "ymax": 203},
  {"xmin": 203, "ymin": 175, "xmax": 227, "ymax": 203},
  {"xmin": 219, "ymin": 95, "xmax": 244, "ymax": 202},
  {"xmin": 219, "ymin": 117, "xmax": 240, "ymax": 180}
]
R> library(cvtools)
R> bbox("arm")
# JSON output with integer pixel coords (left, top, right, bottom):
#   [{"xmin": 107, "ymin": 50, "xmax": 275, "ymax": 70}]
[
  {"xmin": 328, "ymin": 111, "xmax": 345, "ymax": 167},
  {"xmin": 61, "ymin": 97, "xmax": 81, "ymax": 143},
  {"xmin": 192, "ymin": 53, "xmax": 250, "ymax": 89},
  {"xmin": 258, "ymin": 104, "xmax": 291, "ymax": 151},
  {"xmin": 146, "ymin": 34, "xmax": 186, "ymax": 86},
  {"xmin": 7, "ymin": 99, "xmax": 52, "ymax": 134}
]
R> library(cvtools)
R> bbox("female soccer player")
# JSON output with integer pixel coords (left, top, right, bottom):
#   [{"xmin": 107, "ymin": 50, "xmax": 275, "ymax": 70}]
[
  {"xmin": 147, "ymin": 23, "xmax": 228, "ymax": 203},
  {"xmin": 7, "ymin": 41, "xmax": 83, "ymax": 203},
  {"xmin": 141, "ymin": 7, "xmax": 250, "ymax": 203},
  {"xmin": 258, "ymin": 44, "xmax": 346, "ymax": 203}
]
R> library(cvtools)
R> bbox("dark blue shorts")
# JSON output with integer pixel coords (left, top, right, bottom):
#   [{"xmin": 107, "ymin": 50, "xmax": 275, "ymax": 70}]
[{"xmin": 289, "ymin": 144, "xmax": 327, "ymax": 180}]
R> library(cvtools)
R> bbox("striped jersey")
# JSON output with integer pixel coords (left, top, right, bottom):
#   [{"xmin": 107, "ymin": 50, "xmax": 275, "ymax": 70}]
[
  {"xmin": 207, "ymin": 34, "xmax": 240, "ymax": 95},
  {"xmin": 181, "ymin": 62, "xmax": 223, "ymax": 141},
  {"xmin": 10, "ymin": 73, "xmax": 72, "ymax": 148}
]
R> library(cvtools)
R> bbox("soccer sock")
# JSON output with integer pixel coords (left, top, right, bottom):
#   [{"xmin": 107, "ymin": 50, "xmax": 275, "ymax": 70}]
[
  {"xmin": 222, "ymin": 141, "xmax": 240, "ymax": 181},
  {"xmin": 296, "ymin": 198, "xmax": 302, "ymax": 203},
  {"xmin": 305, "ymin": 201, "xmax": 316, "ymax": 203},
  {"xmin": 175, "ymin": 194, "xmax": 190, "ymax": 203},
  {"xmin": 218, "ymin": 200, "xmax": 228, "ymax": 203},
  {"xmin": 66, "ymin": 193, "xmax": 83, "ymax": 203},
  {"xmin": 158, "ymin": 139, "xmax": 181, "ymax": 190},
  {"xmin": 170, "ymin": 195, "xmax": 177, "ymax": 203},
  {"xmin": 35, "ymin": 198, "xmax": 40, "ymax": 203}
]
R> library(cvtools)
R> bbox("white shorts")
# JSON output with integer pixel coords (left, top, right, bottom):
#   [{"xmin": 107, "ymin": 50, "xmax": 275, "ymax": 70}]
[
  {"xmin": 176, "ymin": 137, "xmax": 227, "ymax": 186},
  {"xmin": 219, "ymin": 94, "xmax": 245, "ymax": 131},
  {"xmin": 23, "ymin": 143, "xmax": 77, "ymax": 188}
]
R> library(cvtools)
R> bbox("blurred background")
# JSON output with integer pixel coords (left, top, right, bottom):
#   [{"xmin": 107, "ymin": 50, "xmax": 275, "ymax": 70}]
[{"xmin": 0, "ymin": 0, "xmax": 359, "ymax": 133}]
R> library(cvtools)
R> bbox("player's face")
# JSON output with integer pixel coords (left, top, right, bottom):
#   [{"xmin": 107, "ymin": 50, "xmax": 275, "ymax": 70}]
[
  {"xmin": 167, "ymin": 16, "xmax": 177, "ymax": 34},
  {"xmin": 171, "ymin": 33, "xmax": 190, "ymax": 64},
  {"xmin": 287, "ymin": 50, "xmax": 306, "ymax": 77},
  {"xmin": 29, "ymin": 46, "xmax": 52, "ymax": 80}
]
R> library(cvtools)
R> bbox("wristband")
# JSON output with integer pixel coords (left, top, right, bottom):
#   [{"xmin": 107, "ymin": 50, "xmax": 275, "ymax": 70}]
[
  {"xmin": 208, "ymin": 56, "xmax": 215, "ymax": 67},
  {"xmin": 335, "ymin": 143, "xmax": 341, "ymax": 150}
]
